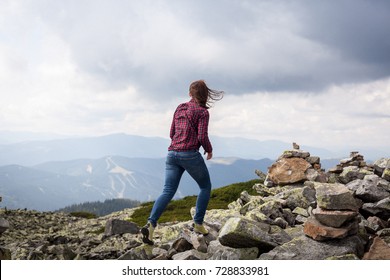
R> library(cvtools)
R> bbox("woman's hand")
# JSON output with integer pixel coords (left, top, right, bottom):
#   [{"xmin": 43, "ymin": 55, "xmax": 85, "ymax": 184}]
[{"xmin": 206, "ymin": 152, "xmax": 213, "ymax": 160}]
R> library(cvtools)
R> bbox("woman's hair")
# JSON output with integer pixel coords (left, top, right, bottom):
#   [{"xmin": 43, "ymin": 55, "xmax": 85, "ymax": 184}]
[{"xmin": 189, "ymin": 80, "xmax": 224, "ymax": 109}]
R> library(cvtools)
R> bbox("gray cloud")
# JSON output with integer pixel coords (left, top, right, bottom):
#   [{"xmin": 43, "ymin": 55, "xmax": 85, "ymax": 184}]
[
  {"xmin": 298, "ymin": 0, "xmax": 390, "ymax": 79},
  {"xmin": 19, "ymin": 0, "xmax": 390, "ymax": 98}
]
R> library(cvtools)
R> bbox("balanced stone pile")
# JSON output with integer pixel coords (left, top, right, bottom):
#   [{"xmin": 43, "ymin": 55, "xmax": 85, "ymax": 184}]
[
  {"xmin": 328, "ymin": 151, "xmax": 373, "ymax": 183},
  {"xmin": 264, "ymin": 143, "xmax": 326, "ymax": 187},
  {"xmin": 303, "ymin": 183, "xmax": 360, "ymax": 241}
]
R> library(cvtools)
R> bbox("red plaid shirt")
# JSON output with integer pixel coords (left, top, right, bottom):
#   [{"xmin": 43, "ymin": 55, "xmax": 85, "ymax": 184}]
[{"xmin": 168, "ymin": 99, "xmax": 213, "ymax": 153}]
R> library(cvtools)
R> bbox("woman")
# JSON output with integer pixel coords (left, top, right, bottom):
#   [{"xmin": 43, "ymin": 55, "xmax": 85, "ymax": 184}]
[{"xmin": 141, "ymin": 80, "xmax": 224, "ymax": 245}]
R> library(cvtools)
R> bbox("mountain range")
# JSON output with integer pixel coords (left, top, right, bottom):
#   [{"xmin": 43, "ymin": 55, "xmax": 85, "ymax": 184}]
[
  {"xmin": 0, "ymin": 132, "xmax": 382, "ymax": 211},
  {"xmin": 0, "ymin": 155, "xmax": 273, "ymax": 211}
]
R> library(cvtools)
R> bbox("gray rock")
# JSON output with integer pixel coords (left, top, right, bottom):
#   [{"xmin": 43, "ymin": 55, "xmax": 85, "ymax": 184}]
[
  {"xmin": 257, "ymin": 200, "xmax": 284, "ymax": 219},
  {"xmin": 378, "ymin": 228, "xmax": 390, "ymax": 244},
  {"xmin": 171, "ymin": 237, "xmax": 193, "ymax": 253},
  {"xmin": 171, "ymin": 249, "xmax": 207, "ymax": 260},
  {"xmin": 274, "ymin": 217, "xmax": 288, "ymax": 229},
  {"xmin": 104, "ymin": 219, "xmax": 139, "ymax": 236},
  {"xmin": 282, "ymin": 208, "xmax": 296, "ymax": 226},
  {"xmin": 338, "ymin": 166, "xmax": 372, "ymax": 184},
  {"xmin": 0, "ymin": 218, "xmax": 9, "ymax": 234},
  {"xmin": 259, "ymin": 234, "xmax": 365, "ymax": 260},
  {"xmin": 295, "ymin": 215, "xmax": 308, "ymax": 224},
  {"xmin": 275, "ymin": 185, "xmax": 316, "ymax": 210},
  {"xmin": 355, "ymin": 175, "xmax": 390, "ymax": 203},
  {"xmin": 373, "ymin": 158, "xmax": 390, "ymax": 176},
  {"xmin": 362, "ymin": 197, "xmax": 390, "ymax": 220},
  {"xmin": 0, "ymin": 246, "xmax": 11, "ymax": 260},
  {"xmin": 152, "ymin": 247, "xmax": 168, "ymax": 257},
  {"xmin": 383, "ymin": 168, "xmax": 390, "ymax": 182},
  {"xmin": 311, "ymin": 207, "xmax": 358, "ymax": 228},
  {"xmin": 315, "ymin": 183, "xmax": 360, "ymax": 211},
  {"xmin": 364, "ymin": 216, "xmax": 388, "ymax": 233},
  {"xmin": 306, "ymin": 156, "xmax": 320, "ymax": 165},
  {"xmin": 218, "ymin": 217, "xmax": 277, "ymax": 252},
  {"xmin": 280, "ymin": 150, "xmax": 310, "ymax": 159},
  {"xmin": 208, "ymin": 240, "xmax": 258, "ymax": 260},
  {"xmin": 118, "ymin": 244, "xmax": 154, "ymax": 260},
  {"xmin": 325, "ymin": 254, "xmax": 360, "ymax": 260},
  {"xmin": 175, "ymin": 228, "xmax": 209, "ymax": 253},
  {"xmin": 47, "ymin": 244, "xmax": 77, "ymax": 260},
  {"xmin": 346, "ymin": 179, "xmax": 364, "ymax": 193},
  {"xmin": 292, "ymin": 207, "xmax": 309, "ymax": 217}
]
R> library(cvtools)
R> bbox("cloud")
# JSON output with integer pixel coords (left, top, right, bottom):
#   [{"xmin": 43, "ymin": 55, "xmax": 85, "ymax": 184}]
[
  {"xmin": 210, "ymin": 78, "xmax": 390, "ymax": 150},
  {"xmin": 298, "ymin": 1, "xmax": 390, "ymax": 69},
  {"xmin": 17, "ymin": 0, "xmax": 390, "ymax": 97},
  {"xmin": 0, "ymin": 0, "xmax": 389, "ymax": 153}
]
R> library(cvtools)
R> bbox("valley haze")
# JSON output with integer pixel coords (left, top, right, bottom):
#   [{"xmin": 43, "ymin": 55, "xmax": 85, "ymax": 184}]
[{"xmin": 0, "ymin": 132, "xmax": 386, "ymax": 212}]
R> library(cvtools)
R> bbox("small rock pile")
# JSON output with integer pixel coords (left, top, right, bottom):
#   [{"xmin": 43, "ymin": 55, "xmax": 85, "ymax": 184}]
[
  {"xmin": 303, "ymin": 183, "xmax": 360, "ymax": 241},
  {"xmin": 264, "ymin": 143, "xmax": 326, "ymax": 187},
  {"xmin": 328, "ymin": 151, "xmax": 373, "ymax": 183}
]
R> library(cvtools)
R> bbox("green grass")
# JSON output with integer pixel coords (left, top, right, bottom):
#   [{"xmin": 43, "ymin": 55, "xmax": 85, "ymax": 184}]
[
  {"xmin": 69, "ymin": 211, "xmax": 97, "ymax": 219},
  {"xmin": 129, "ymin": 179, "xmax": 259, "ymax": 226}
]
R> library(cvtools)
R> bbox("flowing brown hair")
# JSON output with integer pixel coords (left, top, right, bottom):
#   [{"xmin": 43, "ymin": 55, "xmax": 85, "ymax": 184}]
[{"xmin": 189, "ymin": 80, "xmax": 224, "ymax": 109}]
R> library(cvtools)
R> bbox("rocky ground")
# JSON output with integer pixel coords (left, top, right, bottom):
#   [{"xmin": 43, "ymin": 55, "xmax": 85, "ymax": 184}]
[{"xmin": 0, "ymin": 147, "xmax": 389, "ymax": 260}]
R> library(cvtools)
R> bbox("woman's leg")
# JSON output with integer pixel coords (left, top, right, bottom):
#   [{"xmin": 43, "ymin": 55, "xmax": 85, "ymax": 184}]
[
  {"xmin": 178, "ymin": 151, "xmax": 212, "ymax": 225},
  {"xmin": 148, "ymin": 152, "xmax": 184, "ymax": 227}
]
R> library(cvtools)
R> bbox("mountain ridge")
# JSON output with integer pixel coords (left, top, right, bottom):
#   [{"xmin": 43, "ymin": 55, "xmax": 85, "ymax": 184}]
[{"xmin": 0, "ymin": 155, "xmax": 273, "ymax": 211}]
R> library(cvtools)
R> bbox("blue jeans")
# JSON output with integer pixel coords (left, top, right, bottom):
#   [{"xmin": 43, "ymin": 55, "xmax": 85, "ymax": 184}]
[{"xmin": 148, "ymin": 150, "xmax": 211, "ymax": 227}]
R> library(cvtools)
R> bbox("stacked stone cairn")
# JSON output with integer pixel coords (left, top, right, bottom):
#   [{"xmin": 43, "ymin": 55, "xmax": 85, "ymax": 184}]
[
  {"xmin": 264, "ymin": 142, "xmax": 327, "ymax": 187},
  {"xmin": 303, "ymin": 183, "xmax": 360, "ymax": 241}
]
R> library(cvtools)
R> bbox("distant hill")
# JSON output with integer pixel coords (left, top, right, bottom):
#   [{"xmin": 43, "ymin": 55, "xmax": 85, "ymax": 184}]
[
  {"xmin": 0, "ymin": 133, "xmax": 170, "ymax": 166},
  {"xmin": 57, "ymin": 198, "xmax": 141, "ymax": 217},
  {"xmin": 0, "ymin": 156, "xmax": 272, "ymax": 211},
  {"xmin": 0, "ymin": 133, "xmax": 349, "ymax": 166},
  {"xmin": 0, "ymin": 132, "xmax": 384, "ymax": 212},
  {"xmin": 0, "ymin": 132, "xmax": 387, "ymax": 167}
]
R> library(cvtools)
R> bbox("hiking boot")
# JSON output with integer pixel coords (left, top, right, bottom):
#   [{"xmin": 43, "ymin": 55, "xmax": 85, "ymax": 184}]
[
  {"xmin": 141, "ymin": 222, "xmax": 155, "ymax": 245},
  {"xmin": 194, "ymin": 223, "xmax": 209, "ymax": 235}
]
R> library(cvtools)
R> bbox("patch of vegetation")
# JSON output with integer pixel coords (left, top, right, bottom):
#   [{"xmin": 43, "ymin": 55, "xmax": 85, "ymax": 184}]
[
  {"xmin": 57, "ymin": 198, "xmax": 140, "ymax": 216},
  {"xmin": 70, "ymin": 211, "xmax": 97, "ymax": 219},
  {"xmin": 87, "ymin": 226, "xmax": 106, "ymax": 235},
  {"xmin": 130, "ymin": 179, "xmax": 259, "ymax": 226}
]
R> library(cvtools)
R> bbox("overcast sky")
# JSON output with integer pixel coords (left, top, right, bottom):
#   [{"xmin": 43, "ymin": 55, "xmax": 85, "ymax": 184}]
[{"xmin": 0, "ymin": 0, "xmax": 389, "ymax": 153}]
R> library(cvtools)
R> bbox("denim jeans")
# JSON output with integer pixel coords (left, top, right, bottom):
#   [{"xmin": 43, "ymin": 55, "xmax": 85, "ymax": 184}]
[{"xmin": 148, "ymin": 150, "xmax": 211, "ymax": 227}]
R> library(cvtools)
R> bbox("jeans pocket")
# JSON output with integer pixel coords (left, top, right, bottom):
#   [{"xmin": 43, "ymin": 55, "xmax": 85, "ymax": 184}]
[{"xmin": 179, "ymin": 151, "xmax": 201, "ymax": 161}]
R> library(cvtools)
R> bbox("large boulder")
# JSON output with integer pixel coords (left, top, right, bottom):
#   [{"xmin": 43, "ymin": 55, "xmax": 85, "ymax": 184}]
[
  {"xmin": 315, "ymin": 183, "xmax": 360, "ymax": 211},
  {"xmin": 0, "ymin": 247, "xmax": 11, "ymax": 260},
  {"xmin": 274, "ymin": 185, "xmax": 316, "ymax": 210},
  {"xmin": 207, "ymin": 240, "xmax": 258, "ymax": 260},
  {"xmin": 267, "ymin": 158, "xmax": 311, "ymax": 185},
  {"xmin": 311, "ymin": 207, "xmax": 358, "ymax": 228},
  {"xmin": 0, "ymin": 218, "xmax": 9, "ymax": 234},
  {"xmin": 338, "ymin": 166, "xmax": 373, "ymax": 184},
  {"xmin": 361, "ymin": 197, "xmax": 390, "ymax": 220},
  {"xmin": 218, "ymin": 217, "xmax": 277, "ymax": 252},
  {"xmin": 373, "ymin": 158, "xmax": 390, "ymax": 176},
  {"xmin": 259, "ymin": 234, "xmax": 365, "ymax": 260},
  {"xmin": 303, "ymin": 216, "xmax": 359, "ymax": 241},
  {"xmin": 354, "ymin": 175, "xmax": 390, "ymax": 202},
  {"xmin": 363, "ymin": 237, "xmax": 390, "ymax": 260},
  {"xmin": 118, "ymin": 244, "xmax": 154, "ymax": 260},
  {"xmin": 104, "ymin": 219, "xmax": 139, "ymax": 236}
]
